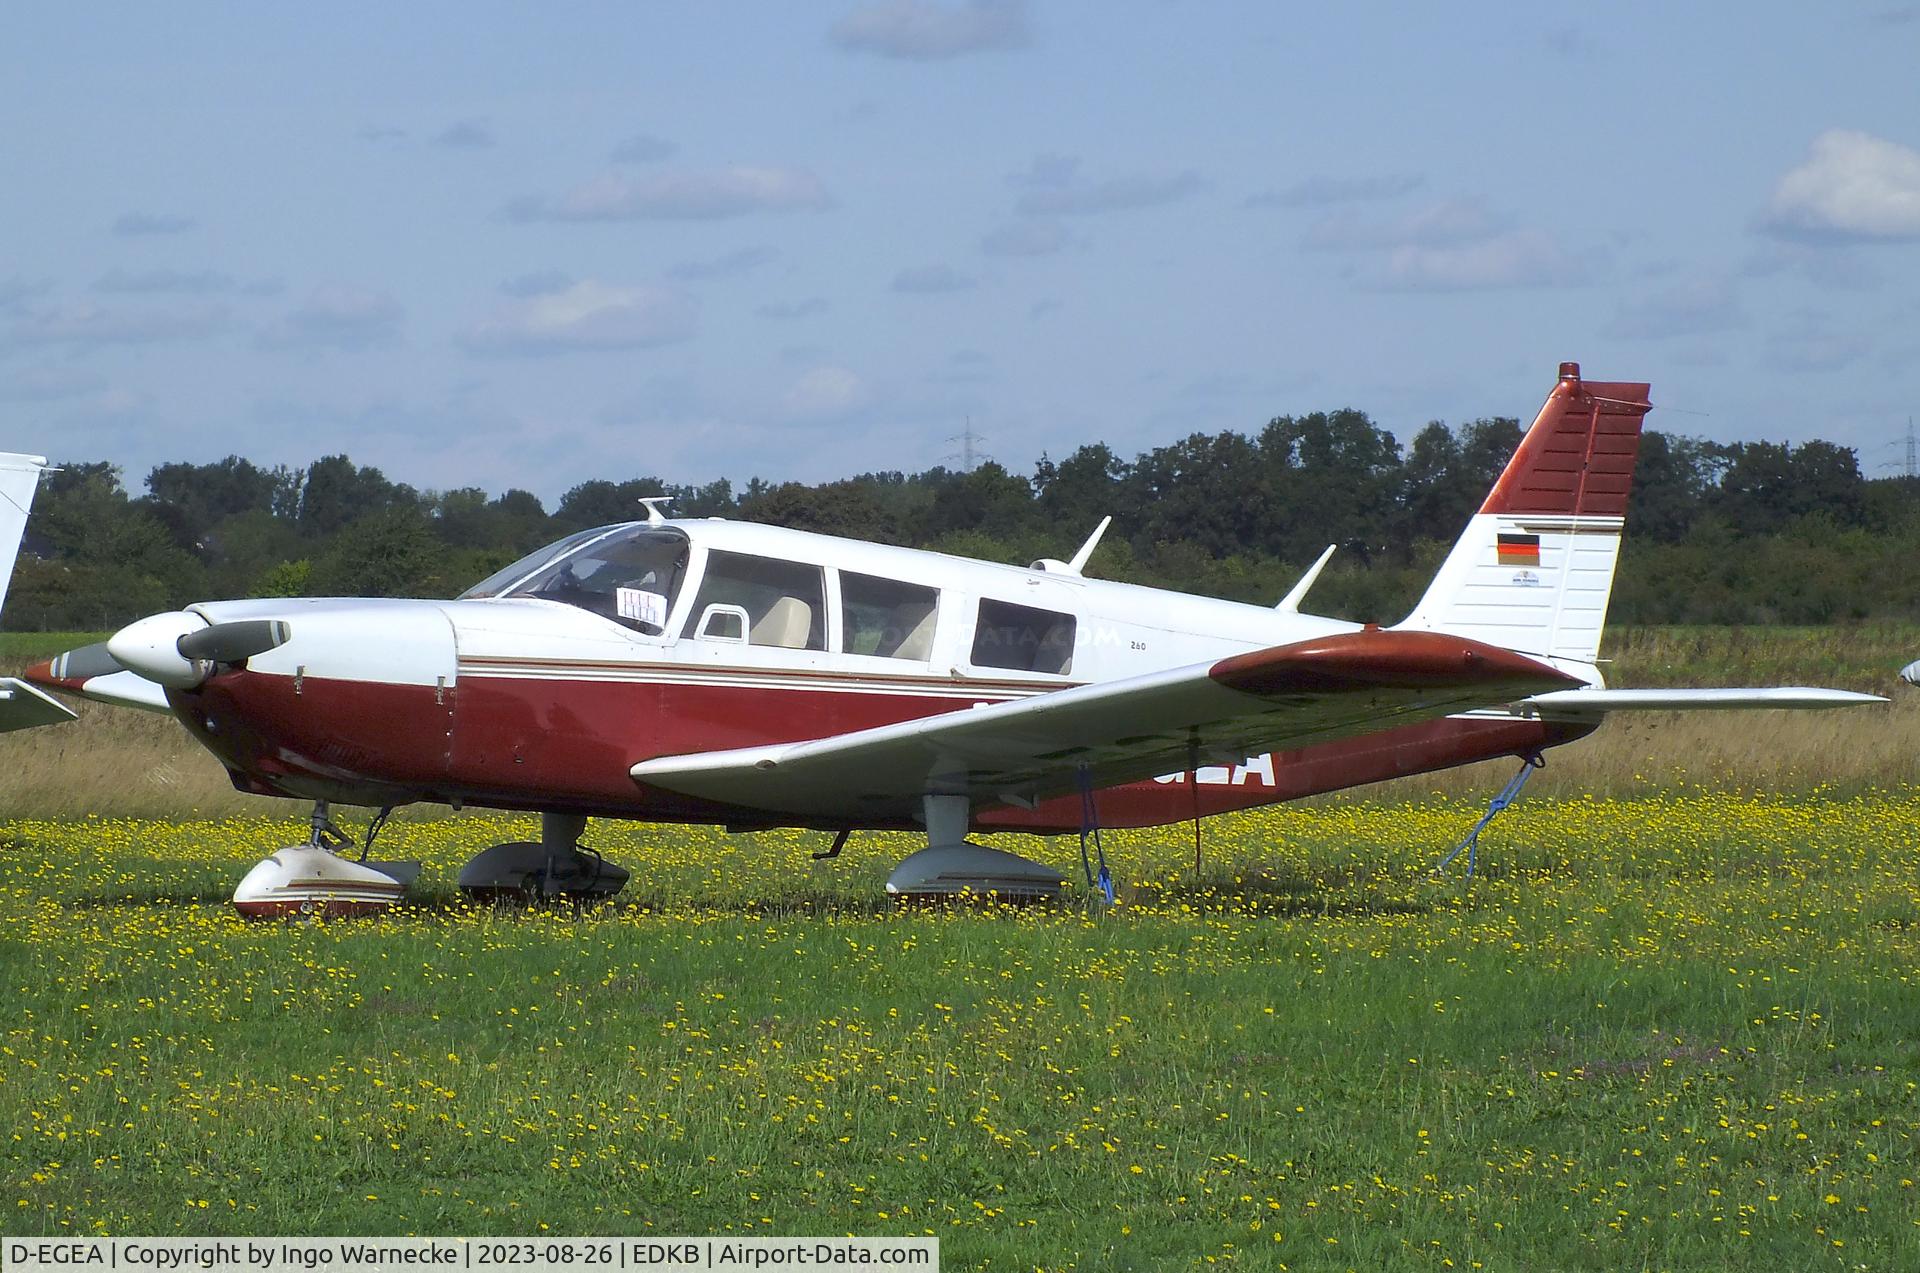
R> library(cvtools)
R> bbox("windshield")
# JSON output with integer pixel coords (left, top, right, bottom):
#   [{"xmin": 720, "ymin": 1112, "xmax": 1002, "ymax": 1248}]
[
  {"xmin": 461, "ymin": 525, "xmax": 691, "ymax": 636},
  {"xmin": 459, "ymin": 527, "xmax": 615, "ymax": 600}
]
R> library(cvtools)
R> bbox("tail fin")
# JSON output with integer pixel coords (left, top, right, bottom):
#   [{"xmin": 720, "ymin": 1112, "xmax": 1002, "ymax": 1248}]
[
  {"xmin": 0, "ymin": 452, "xmax": 49, "ymax": 620},
  {"xmin": 1395, "ymin": 364, "xmax": 1651, "ymax": 669}
]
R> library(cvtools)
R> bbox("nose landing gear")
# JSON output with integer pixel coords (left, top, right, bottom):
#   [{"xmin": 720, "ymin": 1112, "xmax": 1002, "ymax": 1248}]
[{"xmin": 232, "ymin": 802, "xmax": 422, "ymax": 919}]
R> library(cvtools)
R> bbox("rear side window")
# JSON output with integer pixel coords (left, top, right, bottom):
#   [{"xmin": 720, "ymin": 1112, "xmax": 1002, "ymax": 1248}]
[
  {"xmin": 841, "ymin": 571, "xmax": 940, "ymax": 660},
  {"xmin": 971, "ymin": 598, "xmax": 1076, "ymax": 674},
  {"xmin": 690, "ymin": 550, "xmax": 826, "ymax": 650}
]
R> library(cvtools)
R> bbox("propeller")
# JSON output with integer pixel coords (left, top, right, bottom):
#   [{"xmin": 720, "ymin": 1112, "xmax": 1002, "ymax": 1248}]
[
  {"xmin": 107, "ymin": 612, "xmax": 293, "ymax": 689},
  {"xmin": 177, "ymin": 619, "xmax": 291, "ymax": 664}
]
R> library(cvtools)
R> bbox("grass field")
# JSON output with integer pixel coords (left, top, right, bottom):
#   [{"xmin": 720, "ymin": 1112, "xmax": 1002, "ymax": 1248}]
[
  {"xmin": 2, "ymin": 625, "xmax": 1917, "ymax": 1267},
  {"xmin": 0, "ymin": 799, "xmax": 1916, "ymax": 1269}
]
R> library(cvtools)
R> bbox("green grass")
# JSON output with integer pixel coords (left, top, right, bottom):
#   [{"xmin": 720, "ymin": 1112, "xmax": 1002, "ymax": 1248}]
[
  {"xmin": 0, "ymin": 799, "xmax": 1915, "ymax": 1269},
  {"xmin": 1602, "ymin": 623, "xmax": 1920, "ymax": 695},
  {"xmin": 0, "ymin": 632, "xmax": 107, "ymax": 669}
]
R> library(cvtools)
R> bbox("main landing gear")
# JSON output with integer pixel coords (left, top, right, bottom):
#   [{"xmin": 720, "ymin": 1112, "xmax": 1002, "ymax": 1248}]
[
  {"xmin": 457, "ymin": 812, "xmax": 630, "ymax": 904},
  {"xmin": 881, "ymin": 794, "xmax": 1066, "ymax": 903},
  {"xmin": 232, "ymin": 802, "xmax": 421, "ymax": 919}
]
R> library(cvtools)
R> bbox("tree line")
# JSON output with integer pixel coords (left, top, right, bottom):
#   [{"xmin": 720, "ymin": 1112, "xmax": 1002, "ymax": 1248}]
[{"xmin": 10, "ymin": 410, "xmax": 1920, "ymax": 632}]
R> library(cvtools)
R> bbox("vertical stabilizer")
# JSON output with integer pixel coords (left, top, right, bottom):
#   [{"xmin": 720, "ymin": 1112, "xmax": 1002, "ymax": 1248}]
[
  {"xmin": 0, "ymin": 452, "xmax": 49, "ymax": 620},
  {"xmin": 1394, "ymin": 364, "xmax": 1651, "ymax": 669}
]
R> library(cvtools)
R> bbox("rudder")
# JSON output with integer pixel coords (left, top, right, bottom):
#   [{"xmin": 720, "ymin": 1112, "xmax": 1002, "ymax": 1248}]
[{"xmin": 1395, "ymin": 364, "xmax": 1651, "ymax": 670}]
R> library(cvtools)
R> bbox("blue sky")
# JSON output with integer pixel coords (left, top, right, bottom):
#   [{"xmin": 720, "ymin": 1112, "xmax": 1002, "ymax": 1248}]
[{"xmin": 4, "ymin": 3, "xmax": 1919, "ymax": 502}]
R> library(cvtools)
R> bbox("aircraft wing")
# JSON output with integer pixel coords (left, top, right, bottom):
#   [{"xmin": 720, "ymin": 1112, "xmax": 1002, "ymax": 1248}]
[
  {"xmin": 1523, "ymin": 687, "xmax": 1885, "ymax": 717},
  {"xmin": 631, "ymin": 629, "xmax": 1580, "ymax": 821},
  {"xmin": 0, "ymin": 677, "xmax": 79, "ymax": 734}
]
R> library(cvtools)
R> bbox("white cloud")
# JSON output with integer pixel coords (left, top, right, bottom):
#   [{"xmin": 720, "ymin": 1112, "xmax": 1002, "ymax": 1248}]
[
  {"xmin": 830, "ymin": 0, "xmax": 1027, "ymax": 60},
  {"xmin": 260, "ymin": 286, "xmax": 404, "ymax": 351},
  {"xmin": 1297, "ymin": 195, "xmax": 1590, "ymax": 292},
  {"xmin": 508, "ymin": 168, "xmax": 831, "ymax": 221},
  {"xmin": 1303, "ymin": 199, "xmax": 1503, "ymax": 251},
  {"xmin": 1605, "ymin": 277, "xmax": 1745, "ymax": 339},
  {"xmin": 892, "ymin": 264, "xmax": 974, "ymax": 293},
  {"xmin": 980, "ymin": 219, "xmax": 1068, "ymax": 256},
  {"xmin": 1762, "ymin": 130, "xmax": 1920, "ymax": 241},
  {"xmin": 1009, "ymin": 154, "xmax": 1202, "ymax": 216},
  {"xmin": 1375, "ymin": 230, "xmax": 1587, "ymax": 292},
  {"xmin": 784, "ymin": 366, "xmax": 870, "ymax": 418},
  {"xmin": 459, "ymin": 280, "xmax": 697, "ymax": 356}
]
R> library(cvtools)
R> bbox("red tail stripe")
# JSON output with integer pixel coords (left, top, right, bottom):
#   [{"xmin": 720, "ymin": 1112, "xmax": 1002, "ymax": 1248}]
[{"xmin": 1479, "ymin": 374, "xmax": 1652, "ymax": 517}]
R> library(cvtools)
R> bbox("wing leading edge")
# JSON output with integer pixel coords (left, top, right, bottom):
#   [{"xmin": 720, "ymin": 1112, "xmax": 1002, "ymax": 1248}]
[{"xmin": 630, "ymin": 629, "xmax": 1581, "ymax": 821}]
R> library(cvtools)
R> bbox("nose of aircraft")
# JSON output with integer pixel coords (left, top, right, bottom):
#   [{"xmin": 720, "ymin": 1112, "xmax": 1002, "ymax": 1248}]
[
  {"xmin": 106, "ymin": 610, "xmax": 212, "ymax": 688},
  {"xmin": 105, "ymin": 611, "xmax": 294, "ymax": 689}
]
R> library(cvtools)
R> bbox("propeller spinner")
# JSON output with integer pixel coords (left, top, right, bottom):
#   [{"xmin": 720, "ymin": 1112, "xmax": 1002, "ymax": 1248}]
[{"xmin": 106, "ymin": 612, "xmax": 290, "ymax": 689}]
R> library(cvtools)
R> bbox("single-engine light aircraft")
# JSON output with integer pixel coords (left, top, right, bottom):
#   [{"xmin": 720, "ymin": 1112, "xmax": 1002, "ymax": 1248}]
[{"xmin": 21, "ymin": 365, "xmax": 1884, "ymax": 914}]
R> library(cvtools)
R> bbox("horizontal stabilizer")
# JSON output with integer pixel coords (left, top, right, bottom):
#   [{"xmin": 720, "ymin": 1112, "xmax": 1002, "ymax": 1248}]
[
  {"xmin": 0, "ymin": 677, "xmax": 80, "ymax": 734},
  {"xmin": 1524, "ymin": 687, "xmax": 1885, "ymax": 719}
]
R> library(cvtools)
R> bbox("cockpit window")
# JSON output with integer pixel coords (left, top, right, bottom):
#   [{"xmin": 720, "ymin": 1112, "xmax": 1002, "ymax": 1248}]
[
  {"xmin": 464, "ymin": 525, "xmax": 691, "ymax": 636},
  {"xmin": 459, "ymin": 527, "xmax": 613, "ymax": 600}
]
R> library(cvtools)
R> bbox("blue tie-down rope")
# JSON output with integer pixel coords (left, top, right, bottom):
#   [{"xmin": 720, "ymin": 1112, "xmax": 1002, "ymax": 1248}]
[
  {"xmin": 1077, "ymin": 765, "xmax": 1116, "ymax": 905},
  {"xmin": 1436, "ymin": 753, "xmax": 1544, "ymax": 878}
]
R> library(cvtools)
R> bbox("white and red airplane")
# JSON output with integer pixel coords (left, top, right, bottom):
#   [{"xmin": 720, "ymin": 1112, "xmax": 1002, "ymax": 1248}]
[{"xmin": 17, "ymin": 364, "xmax": 1883, "ymax": 914}]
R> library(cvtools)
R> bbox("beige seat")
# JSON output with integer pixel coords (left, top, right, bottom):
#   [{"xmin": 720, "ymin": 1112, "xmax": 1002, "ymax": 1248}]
[
  {"xmin": 751, "ymin": 596, "xmax": 813, "ymax": 649},
  {"xmin": 887, "ymin": 607, "xmax": 937, "ymax": 660}
]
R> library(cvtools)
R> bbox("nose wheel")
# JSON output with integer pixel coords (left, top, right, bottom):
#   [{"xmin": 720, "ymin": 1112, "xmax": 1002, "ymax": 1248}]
[
  {"xmin": 232, "ymin": 801, "xmax": 421, "ymax": 919},
  {"xmin": 457, "ymin": 812, "xmax": 630, "ymax": 904}
]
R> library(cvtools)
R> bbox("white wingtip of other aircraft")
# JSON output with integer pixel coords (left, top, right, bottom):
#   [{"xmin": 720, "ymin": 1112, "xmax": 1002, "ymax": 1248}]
[{"xmin": 0, "ymin": 452, "xmax": 81, "ymax": 735}]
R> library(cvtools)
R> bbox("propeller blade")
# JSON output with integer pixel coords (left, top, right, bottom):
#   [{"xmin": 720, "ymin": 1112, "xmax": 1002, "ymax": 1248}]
[
  {"xmin": 176, "ymin": 619, "xmax": 290, "ymax": 664},
  {"xmin": 48, "ymin": 642, "xmax": 128, "ymax": 681}
]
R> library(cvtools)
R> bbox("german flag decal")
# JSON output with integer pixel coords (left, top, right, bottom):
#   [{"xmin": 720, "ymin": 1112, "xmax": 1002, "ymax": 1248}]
[{"xmin": 1496, "ymin": 532, "xmax": 1541, "ymax": 566}]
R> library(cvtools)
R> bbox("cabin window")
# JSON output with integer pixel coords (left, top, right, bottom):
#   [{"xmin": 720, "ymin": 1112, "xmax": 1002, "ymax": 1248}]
[
  {"xmin": 841, "ymin": 572, "xmax": 939, "ymax": 661},
  {"xmin": 971, "ymin": 598, "xmax": 1076, "ymax": 675},
  {"xmin": 690, "ymin": 550, "xmax": 826, "ymax": 650},
  {"xmin": 469, "ymin": 526, "xmax": 690, "ymax": 636}
]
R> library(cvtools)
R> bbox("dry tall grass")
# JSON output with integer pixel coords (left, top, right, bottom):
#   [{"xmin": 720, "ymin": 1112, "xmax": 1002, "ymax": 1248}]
[{"xmin": 0, "ymin": 700, "xmax": 297, "ymax": 818}]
